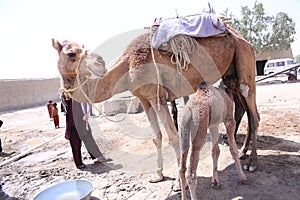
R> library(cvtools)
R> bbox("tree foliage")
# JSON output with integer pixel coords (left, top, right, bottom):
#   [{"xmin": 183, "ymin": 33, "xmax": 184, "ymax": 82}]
[{"xmin": 221, "ymin": 1, "xmax": 296, "ymax": 56}]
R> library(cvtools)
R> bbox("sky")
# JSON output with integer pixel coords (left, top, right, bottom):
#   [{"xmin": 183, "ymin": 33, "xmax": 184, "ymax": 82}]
[{"xmin": 0, "ymin": 0, "xmax": 300, "ymax": 79}]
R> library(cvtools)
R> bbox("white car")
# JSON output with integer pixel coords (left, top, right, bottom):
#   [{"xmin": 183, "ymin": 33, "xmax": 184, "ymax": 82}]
[{"xmin": 264, "ymin": 58, "xmax": 298, "ymax": 75}]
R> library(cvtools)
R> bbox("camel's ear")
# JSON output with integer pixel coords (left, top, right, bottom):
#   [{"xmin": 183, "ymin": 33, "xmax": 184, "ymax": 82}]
[{"xmin": 52, "ymin": 38, "xmax": 62, "ymax": 54}]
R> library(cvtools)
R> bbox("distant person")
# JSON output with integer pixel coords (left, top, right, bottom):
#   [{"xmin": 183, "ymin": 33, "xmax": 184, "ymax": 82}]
[
  {"xmin": 60, "ymin": 102, "xmax": 66, "ymax": 114},
  {"xmin": 0, "ymin": 120, "xmax": 3, "ymax": 154},
  {"xmin": 83, "ymin": 102, "xmax": 95, "ymax": 117},
  {"xmin": 47, "ymin": 100, "xmax": 53, "ymax": 120},
  {"xmin": 0, "ymin": 120, "xmax": 17, "ymax": 200},
  {"xmin": 52, "ymin": 103, "xmax": 59, "ymax": 129},
  {"xmin": 287, "ymin": 68, "xmax": 297, "ymax": 82},
  {"xmin": 61, "ymin": 94, "xmax": 110, "ymax": 169},
  {"xmin": 0, "ymin": 121, "xmax": 14, "ymax": 157}
]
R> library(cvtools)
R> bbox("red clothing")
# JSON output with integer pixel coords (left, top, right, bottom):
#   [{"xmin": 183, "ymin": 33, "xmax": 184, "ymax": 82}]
[
  {"xmin": 52, "ymin": 107, "xmax": 59, "ymax": 127},
  {"xmin": 47, "ymin": 102, "xmax": 53, "ymax": 118}
]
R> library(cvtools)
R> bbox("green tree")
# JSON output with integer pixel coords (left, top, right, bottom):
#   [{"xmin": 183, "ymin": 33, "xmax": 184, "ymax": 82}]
[{"xmin": 225, "ymin": 1, "xmax": 296, "ymax": 56}]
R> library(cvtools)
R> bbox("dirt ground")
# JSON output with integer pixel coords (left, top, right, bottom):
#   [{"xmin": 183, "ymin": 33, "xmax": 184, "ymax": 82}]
[{"xmin": 0, "ymin": 80, "xmax": 300, "ymax": 200}]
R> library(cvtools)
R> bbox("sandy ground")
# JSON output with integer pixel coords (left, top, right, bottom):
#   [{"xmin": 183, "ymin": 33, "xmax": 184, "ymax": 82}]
[{"xmin": 0, "ymin": 79, "xmax": 300, "ymax": 200}]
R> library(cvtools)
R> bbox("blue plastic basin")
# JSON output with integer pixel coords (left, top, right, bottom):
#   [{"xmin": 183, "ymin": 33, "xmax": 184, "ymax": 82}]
[{"xmin": 33, "ymin": 179, "xmax": 93, "ymax": 200}]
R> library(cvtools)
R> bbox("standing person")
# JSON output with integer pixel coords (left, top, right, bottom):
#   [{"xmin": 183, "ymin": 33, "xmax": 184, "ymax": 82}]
[
  {"xmin": 0, "ymin": 120, "xmax": 16, "ymax": 200},
  {"xmin": 83, "ymin": 102, "xmax": 95, "ymax": 117},
  {"xmin": 52, "ymin": 103, "xmax": 59, "ymax": 129},
  {"xmin": 62, "ymin": 95, "xmax": 109, "ymax": 169},
  {"xmin": 47, "ymin": 100, "xmax": 53, "ymax": 120},
  {"xmin": 0, "ymin": 120, "xmax": 3, "ymax": 153}
]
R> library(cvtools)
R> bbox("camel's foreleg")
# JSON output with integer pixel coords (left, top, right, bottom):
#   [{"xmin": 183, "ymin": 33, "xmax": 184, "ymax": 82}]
[
  {"xmin": 150, "ymin": 98, "xmax": 181, "ymax": 189},
  {"xmin": 139, "ymin": 98, "xmax": 164, "ymax": 182},
  {"xmin": 150, "ymin": 99, "xmax": 180, "ymax": 163}
]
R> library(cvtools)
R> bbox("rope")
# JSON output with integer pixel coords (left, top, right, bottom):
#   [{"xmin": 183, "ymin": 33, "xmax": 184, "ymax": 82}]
[
  {"xmin": 169, "ymin": 35, "xmax": 198, "ymax": 74},
  {"xmin": 60, "ymin": 51, "xmax": 134, "ymax": 123},
  {"xmin": 150, "ymin": 28, "xmax": 161, "ymax": 110},
  {"xmin": 148, "ymin": 29, "xmax": 198, "ymax": 109}
]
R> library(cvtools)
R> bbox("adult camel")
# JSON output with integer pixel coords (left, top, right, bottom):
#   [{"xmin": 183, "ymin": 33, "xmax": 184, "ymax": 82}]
[{"xmin": 52, "ymin": 27, "xmax": 259, "ymax": 184}]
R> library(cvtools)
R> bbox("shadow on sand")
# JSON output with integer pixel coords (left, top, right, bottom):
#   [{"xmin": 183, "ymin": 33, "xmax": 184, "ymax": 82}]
[{"xmin": 165, "ymin": 134, "xmax": 300, "ymax": 200}]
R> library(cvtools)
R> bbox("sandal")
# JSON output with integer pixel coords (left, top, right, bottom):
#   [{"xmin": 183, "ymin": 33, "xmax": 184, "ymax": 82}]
[
  {"xmin": 76, "ymin": 164, "xmax": 87, "ymax": 169},
  {"xmin": 94, "ymin": 157, "xmax": 112, "ymax": 163}
]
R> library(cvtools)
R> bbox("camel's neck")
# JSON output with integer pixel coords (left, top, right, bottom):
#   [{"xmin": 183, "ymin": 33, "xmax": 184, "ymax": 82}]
[{"xmin": 93, "ymin": 58, "xmax": 130, "ymax": 103}]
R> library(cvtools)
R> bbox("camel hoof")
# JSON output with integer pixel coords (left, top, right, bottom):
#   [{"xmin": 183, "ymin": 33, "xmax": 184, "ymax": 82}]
[
  {"xmin": 239, "ymin": 153, "xmax": 248, "ymax": 160},
  {"xmin": 211, "ymin": 182, "xmax": 221, "ymax": 189},
  {"xmin": 149, "ymin": 169, "xmax": 164, "ymax": 183},
  {"xmin": 149, "ymin": 174, "xmax": 164, "ymax": 183},
  {"xmin": 249, "ymin": 165, "xmax": 257, "ymax": 172},
  {"xmin": 171, "ymin": 182, "xmax": 181, "ymax": 192},
  {"xmin": 240, "ymin": 179, "xmax": 250, "ymax": 185}
]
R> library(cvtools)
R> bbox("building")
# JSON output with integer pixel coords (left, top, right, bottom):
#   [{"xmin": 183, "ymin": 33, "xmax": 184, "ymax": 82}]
[{"xmin": 255, "ymin": 47, "xmax": 293, "ymax": 75}]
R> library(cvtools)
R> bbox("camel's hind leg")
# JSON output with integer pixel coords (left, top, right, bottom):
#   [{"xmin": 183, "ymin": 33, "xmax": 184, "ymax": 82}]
[
  {"xmin": 224, "ymin": 111, "xmax": 247, "ymax": 183},
  {"xmin": 179, "ymin": 106, "xmax": 192, "ymax": 200},
  {"xmin": 170, "ymin": 100, "xmax": 178, "ymax": 131},
  {"xmin": 233, "ymin": 93, "xmax": 255, "ymax": 162},
  {"xmin": 139, "ymin": 98, "xmax": 164, "ymax": 182},
  {"xmin": 210, "ymin": 126, "xmax": 220, "ymax": 188},
  {"xmin": 240, "ymin": 95, "xmax": 259, "ymax": 172},
  {"xmin": 234, "ymin": 38, "xmax": 260, "ymax": 172},
  {"xmin": 187, "ymin": 131, "xmax": 207, "ymax": 200},
  {"xmin": 232, "ymin": 93, "xmax": 246, "ymax": 141},
  {"xmin": 179, "ymin": 150, "xmax": 189, "ymax": 200}
]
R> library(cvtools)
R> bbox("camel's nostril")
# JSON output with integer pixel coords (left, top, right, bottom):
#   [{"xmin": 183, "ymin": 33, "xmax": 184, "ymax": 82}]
[{"xmin": 67, "ymin": 53, "xmax": 76, "ymax": 57}]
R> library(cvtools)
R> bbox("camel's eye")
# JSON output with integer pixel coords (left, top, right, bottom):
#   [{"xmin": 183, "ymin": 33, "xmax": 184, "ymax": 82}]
[{"xmin": 67, "ymin": 53, "xmax": 76, "ymax": 57}]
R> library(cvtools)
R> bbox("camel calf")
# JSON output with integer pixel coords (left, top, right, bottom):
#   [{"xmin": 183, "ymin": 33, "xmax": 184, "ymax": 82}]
[{"xmin": 179, "ymin": 82, "xmax": 247, "ymax": 200}]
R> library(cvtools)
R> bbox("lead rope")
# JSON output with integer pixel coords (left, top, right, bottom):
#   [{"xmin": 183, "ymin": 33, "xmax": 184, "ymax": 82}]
[
  {"xmin": 61, "ymin": 51, "xmax": 133, "ymax": 123},
  {"xmin": 150, "ymin": 28, "xmax": 161, "ymax": 110}
]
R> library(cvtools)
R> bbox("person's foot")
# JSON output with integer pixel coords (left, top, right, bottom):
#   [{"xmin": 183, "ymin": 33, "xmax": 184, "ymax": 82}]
[
  {"xmin": 0, "ymin": 151, "xmax": 15, "ymax": 157},
  {"xmin": 94, "ymin": 156, "xmax": 112, "ymax": 163},
  {"xmin": 76, "ymin": 164, "xmax": 87, "ymax": 169}
]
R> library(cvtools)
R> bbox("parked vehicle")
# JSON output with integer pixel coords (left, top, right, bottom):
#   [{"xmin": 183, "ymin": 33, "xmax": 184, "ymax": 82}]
[{"xmin": 264, "ymin": 58, "xmax": 298, "ymax": 75}]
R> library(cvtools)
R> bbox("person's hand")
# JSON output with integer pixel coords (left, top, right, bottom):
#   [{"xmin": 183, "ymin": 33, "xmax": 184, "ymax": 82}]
[{"xmin": 83, "ymin": 114, "xmax": 89, "ymax": 122}]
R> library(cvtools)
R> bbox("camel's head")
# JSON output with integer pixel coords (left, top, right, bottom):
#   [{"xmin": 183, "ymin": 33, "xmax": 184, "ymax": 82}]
[{"xmin": 52, "ymin": 39, "xmax": 107, "ymax": 99}]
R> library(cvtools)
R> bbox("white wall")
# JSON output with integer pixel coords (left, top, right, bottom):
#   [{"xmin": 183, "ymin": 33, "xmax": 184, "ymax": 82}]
[{"xmin": 0, "ymin": 78, "xmax": 61, "ymax": 112}]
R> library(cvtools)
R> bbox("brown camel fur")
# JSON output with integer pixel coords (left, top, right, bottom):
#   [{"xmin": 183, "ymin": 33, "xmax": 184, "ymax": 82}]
[
  {"xmin": 179, "ymin": 82, "xmax": 247, "ymax": 200},
  {"xmin": 52, "ymin": 27, "xmax": 259, "ymax": 184}
]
